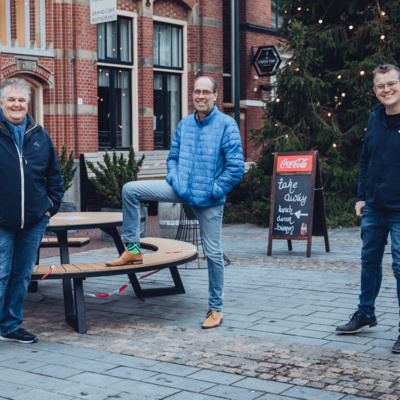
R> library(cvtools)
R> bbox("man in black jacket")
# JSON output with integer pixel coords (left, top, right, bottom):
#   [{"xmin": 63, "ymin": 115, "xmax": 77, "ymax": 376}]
[
  {"xmin": 0, "ymin": 79, "xmax": 63, "ymax": 344},
  {"xmin": 336, "ymin": 64, "xmax": 400, "ymax": 353}
]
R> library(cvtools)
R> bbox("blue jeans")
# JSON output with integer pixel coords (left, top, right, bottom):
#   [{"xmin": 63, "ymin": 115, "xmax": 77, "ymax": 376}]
[
  {"xmin": 123, "ymin": 180, "xmax": 225, "ymax": 311},
  {"xmin": 358, "ymin": 205, "xmax": 400, "ymax": 331},
  {"xmin": 0, "ymin": 215, "xmax": 49, "ymax": 335}
]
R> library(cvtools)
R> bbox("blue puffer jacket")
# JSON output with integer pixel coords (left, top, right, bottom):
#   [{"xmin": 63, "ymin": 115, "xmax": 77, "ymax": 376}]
[
  {"xmin": 0, "ymin": 113, "xmax": 64, "ymax": 230},
  {"xmin": 357, "ymin": 104, "xmax": 400, "ymax": 211},
  {"xmin": 166, "ymin": 106, "xmax": 244, "ymax": 208}
]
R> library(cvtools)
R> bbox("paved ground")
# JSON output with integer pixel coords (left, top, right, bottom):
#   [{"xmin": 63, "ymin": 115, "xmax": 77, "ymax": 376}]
[{"xmin": 1, "ymin": 223, "xmax": 400, "ymax": 400}]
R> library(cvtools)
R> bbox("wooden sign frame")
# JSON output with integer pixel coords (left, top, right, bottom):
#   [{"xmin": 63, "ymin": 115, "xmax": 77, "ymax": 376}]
[{"xmin": 267, "ymin": 150, "xmax": 330, "ymax": 258}]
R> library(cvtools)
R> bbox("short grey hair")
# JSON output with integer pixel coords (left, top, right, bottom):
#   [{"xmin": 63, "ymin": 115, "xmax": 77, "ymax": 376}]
[
  {"xmin": 0, "ymin": 79, "xmax": 31, "ymax": 103},
  {"xmin": 192, "ymin": 76, "xmax": 218, "ymax": 93},
  {"xmin": 373, "ymin": 64, "xmax": 400, "ymax": 84}
]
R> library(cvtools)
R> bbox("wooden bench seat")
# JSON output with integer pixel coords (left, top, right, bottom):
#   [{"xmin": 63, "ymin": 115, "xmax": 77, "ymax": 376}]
[
  {"xmin": 31, "ymin": 238, "xmax": 198, "ymax": 333},
  {"xmin": 40, "ymin": 237, "xmax": 90, "ymax": 248}
]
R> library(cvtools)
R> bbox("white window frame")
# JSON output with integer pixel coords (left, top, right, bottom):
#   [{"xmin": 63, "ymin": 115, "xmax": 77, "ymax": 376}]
[
  {"xmin": 97, "ymin": 11, "xmax": 138, "ymax": 150},
  {"xmin": 1, "ymin": 0, "xmax": 53, "ymax": 57}
]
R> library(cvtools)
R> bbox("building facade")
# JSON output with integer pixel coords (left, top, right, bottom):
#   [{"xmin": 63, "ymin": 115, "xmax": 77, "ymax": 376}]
[{"xmin": 0, "ymin": 0, "xmax": 283, "ymax": 200}]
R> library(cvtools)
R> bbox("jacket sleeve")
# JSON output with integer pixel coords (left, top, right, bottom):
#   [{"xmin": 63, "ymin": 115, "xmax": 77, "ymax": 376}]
[
  {"xmin": 356, "ymin": 115, "xmax": 373, "ymax": 202},
  {"xmin": 166, "ymin": 122, "xmax": 181, "ymax": 185},
  {"xmin": 212, "ymin": 120, "xmax": 245, "ymax": 200},
  {"xmin": 46, "ymin": 142, "xmax": 64, "ymax": 216}
]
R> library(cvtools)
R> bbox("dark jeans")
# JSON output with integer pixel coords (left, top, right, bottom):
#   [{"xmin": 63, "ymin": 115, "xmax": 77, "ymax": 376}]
[
  {"xmin": 0, "ymin": 215, "xmax": 49, "ymax": 335},
  {"xmin": 358, "ymin": 205, "xmax": 400, "ymax": 331}
]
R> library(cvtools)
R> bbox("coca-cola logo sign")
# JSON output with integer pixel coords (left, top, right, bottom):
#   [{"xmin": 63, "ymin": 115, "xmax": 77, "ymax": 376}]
[{"xmin": 277, "ymin": 155, "xmax": 313, "ymax": 172}]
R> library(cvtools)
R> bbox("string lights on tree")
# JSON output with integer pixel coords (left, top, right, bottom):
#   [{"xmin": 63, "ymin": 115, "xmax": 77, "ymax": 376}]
[{"xmin": 230, "ymin": 0, "xmax": 400, "ymax": 228}]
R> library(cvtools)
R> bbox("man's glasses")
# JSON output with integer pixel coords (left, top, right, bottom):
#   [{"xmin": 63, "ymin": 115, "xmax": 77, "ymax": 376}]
[
  {"xmin": 193, "ymin": 90, "xmax": 215, "ymax": 96},
  {"xmin": 374, "ymin": 81, "xmax": 400, "ymax": 92}
]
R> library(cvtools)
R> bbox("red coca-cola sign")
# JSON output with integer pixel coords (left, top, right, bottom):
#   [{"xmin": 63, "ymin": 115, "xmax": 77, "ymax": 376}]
[{"xmin": 277, "ymin": 155, "xmax": 313, "ymax": 172}]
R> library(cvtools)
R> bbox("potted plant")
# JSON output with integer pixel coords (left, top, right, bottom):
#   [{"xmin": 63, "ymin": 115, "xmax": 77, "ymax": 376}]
[
  {"xmin": 56, "ymin": 145, "xmax": 78, "ymax": 212},
  {"xmin": 86, "ymin": 146, "xmax": 148, "ymax": 241}
]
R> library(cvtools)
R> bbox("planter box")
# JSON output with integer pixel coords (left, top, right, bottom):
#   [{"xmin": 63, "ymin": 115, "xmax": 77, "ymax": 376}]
[{"xmin": 101, "ymin": 207, "xmax": 148, "ymax": 242}]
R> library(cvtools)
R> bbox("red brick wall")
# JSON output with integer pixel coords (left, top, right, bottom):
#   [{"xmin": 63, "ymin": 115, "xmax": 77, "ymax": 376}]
[{"xmin": 1, "ymin": 0, "xmax": 280, "ymax": 161}]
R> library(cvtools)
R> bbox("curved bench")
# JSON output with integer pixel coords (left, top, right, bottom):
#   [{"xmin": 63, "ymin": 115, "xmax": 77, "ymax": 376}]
[{"xmin": 31, "ymin": 238, "xmax": 198, "ymax": 333}]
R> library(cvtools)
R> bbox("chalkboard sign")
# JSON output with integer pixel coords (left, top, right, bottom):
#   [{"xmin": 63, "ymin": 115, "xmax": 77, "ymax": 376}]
[
  {"xmin": 272, "ymin": 174, "xmax": 311, "ymax": 237},
  {"xmin": 267, "ymin": 151, "xmax": 329, "ymax": 258}
]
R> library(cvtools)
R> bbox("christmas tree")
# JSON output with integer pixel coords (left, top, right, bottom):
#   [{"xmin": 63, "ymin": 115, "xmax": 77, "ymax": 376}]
[{"xmin": 229, "ymin": 0, "xmax": 400, "ymax": 227}]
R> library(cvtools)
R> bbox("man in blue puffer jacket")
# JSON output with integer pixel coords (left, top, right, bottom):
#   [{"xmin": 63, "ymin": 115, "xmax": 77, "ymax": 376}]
[
  {"xmin": 0, "ymin": 79, "xmax": 63, "ymax": 344},
  {"xmin": 335, "ymin": 64, "xmax": 400, "ymax": 353},
  {"xmin": 107, "ymin": 76, "xmax": 245, "ymax": 328}
]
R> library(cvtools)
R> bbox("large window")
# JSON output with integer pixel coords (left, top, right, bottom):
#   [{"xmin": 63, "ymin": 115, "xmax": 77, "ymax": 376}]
[
  {"xmin": 98, "ymin": 68, "xmax": 132, "ymax": 149},
  {"xmin": 97, "ymin": 16, "xmax": 134, "ymax": 149},
  {"xmin": 154, "ymin": 73, "xmax": 181, "ymax": 150},
  {"xmin": 97, "ymin": 17, "xmax": 133, "ymax": 65},
  {"xmin": 153, "ymin": 21, "xmax": 183, "ymax": 149},
  {"xmin": 1, "ymin": 0, "xmax": 47, "ymax": 54},
  {"xmin": 153, "ymin": 22, "xmax": 183, "ymax": 69}
]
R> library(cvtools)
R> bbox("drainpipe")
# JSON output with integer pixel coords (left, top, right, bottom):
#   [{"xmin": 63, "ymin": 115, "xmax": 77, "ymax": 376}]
[{"xmin": 231, "ymin": 0, "xmax": 240, "ymax": 127}]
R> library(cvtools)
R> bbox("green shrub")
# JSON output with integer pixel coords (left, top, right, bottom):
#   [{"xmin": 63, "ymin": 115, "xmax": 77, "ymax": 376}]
[
  {"xmin": 56, "ymin": 145, "xmax": 77, "ymax": 193},
  {"xmin": 86, "ymin": 146, "xmax": 145, "ymax": 209}
]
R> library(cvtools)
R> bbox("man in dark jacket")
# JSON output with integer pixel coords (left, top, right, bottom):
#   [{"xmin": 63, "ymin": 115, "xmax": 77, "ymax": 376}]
[
  {"xmin": 0, "ymin": 78, "xmax": 63, "ymax": 344},
  {"xmin": 336, "ymin": 64, "xmax": 400, "ymax": 353}
]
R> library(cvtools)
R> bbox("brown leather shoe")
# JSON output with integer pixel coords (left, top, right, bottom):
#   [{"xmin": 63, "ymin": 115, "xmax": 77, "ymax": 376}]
[
  {"xmin": 202, "ymin": 310, "xmax": 223, "ymax": 329},
  {"xmin": 106, "ymin": 251, "xmax": 143, "ymax": 267}
]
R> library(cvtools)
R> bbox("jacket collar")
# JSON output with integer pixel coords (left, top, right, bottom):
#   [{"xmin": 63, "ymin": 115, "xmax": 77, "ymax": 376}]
[{"xmin": 194, "ymin": 105, "xmax": 218, "ymax": 126}]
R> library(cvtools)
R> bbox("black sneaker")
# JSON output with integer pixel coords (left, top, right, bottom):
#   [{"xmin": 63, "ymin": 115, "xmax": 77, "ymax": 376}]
[
  {"xmin": 0, "ymin": 328, "xmax": 38, "ymax": 344},
  {"xmin": 392, "ymin": 335, "xmax": 400, "ymax": 353},
  {"xmin": 336, "ymin": 311, "xmax": 377, "ymax": 334}
]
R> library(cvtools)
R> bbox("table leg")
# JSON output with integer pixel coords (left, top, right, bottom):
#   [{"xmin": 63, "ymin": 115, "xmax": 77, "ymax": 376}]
[
  {"xmin": 127, "ymin": 266, "xmax": 185, "ymax": 298},
  {"xmin": 101, "ymin": 227, "xmax": 125, "ymax": 255}
]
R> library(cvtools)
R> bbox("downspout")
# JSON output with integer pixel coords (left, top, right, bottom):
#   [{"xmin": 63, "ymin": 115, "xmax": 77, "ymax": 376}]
[{"xmin": 232, "ymin": 0, "xmax": 240, "ymax": 127}]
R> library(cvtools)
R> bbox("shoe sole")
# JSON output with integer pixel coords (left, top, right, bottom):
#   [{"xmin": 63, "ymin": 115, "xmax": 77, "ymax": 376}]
[
  {"xmin": 202, "ymin": 319, "xmax": 223, "ymax": 329},
  {"xmin": 392, "ymin": 347, "xmax": 400, "ymax": 353},
  {"xmin": 336, "ymin": 320, "xmax": 377, "ymax": 334},
  {"xmin": 0, "ymin": 336, "xmax": 38, "ymax": 344},
  {"xmin": 106, "ymin": 260, "xmax": 143, "ymax": 267}
]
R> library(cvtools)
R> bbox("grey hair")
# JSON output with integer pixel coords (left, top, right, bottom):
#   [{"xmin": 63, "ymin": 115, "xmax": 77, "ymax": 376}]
[
  {"xmin": 373, "ymin": 64, "xmax": 400, "ymax": 83},
  {"xmin": 192, "ymin": 76, "xmax": 218, "ymax": 93},
  {"xmin": 0, "ymin": 79, "xmax": 31, "ymax": 103}
]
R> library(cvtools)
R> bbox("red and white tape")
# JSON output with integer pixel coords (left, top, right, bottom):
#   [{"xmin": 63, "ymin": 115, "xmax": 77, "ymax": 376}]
[{"xmin": 139, "ymin": 161, "xmax": 166, "ymax": 170}]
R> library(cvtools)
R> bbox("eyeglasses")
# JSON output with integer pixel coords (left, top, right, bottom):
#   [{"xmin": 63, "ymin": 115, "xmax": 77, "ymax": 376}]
[
  {"xmin": 193, "ymin": 90, "xmax": 215, "ymax": 96},
  {"xmin": 374, "ymin": 81, "xmax": 400, "ymax": 92}
]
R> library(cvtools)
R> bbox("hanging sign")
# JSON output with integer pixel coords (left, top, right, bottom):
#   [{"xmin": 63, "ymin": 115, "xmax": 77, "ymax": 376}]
[
  {"xmin": 90, "ymin": 0, "xmax": 117, "ymax": 24},
  {"xmin": 267, "ymin": 151, "xmax": 330, "ymax": 258},
  {"xmin": 252, "ymin": 45, "xmax": 282, "ymax": 76}
]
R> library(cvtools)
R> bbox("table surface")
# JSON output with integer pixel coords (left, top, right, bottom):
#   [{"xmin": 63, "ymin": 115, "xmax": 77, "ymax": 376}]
[{"xmin": 46, "ymin": 212, "xmax": 123, "ymax": 231}]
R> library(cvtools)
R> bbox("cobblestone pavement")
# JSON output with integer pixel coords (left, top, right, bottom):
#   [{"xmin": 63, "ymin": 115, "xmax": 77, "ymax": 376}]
[{"xmin": 1, "ymin": 225, "xmax": 400, "ymax": 400}]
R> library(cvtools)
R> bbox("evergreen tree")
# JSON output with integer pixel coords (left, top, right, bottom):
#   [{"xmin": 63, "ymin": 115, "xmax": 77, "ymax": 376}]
[{"xmin": 229, "ymin": 0, "xmax": 400, "ymax": 227}]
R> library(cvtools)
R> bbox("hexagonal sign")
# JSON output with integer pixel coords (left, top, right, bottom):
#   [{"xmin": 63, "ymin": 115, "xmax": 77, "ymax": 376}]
[{"xmin": 252, "ymin": 45, "xmax": 282, "ymax": 76}]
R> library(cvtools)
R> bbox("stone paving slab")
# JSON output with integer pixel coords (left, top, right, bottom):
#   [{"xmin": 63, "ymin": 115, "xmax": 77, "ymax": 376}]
[{"xmin": 1, "ymin": 225, "xmax": 400, "ymax": 400}]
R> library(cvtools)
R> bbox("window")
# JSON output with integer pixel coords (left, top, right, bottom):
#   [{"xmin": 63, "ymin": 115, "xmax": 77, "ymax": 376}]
[
  {"xmin": 1, "ymin": 0, "xmax": 47, "ymax": 54},
  {"xmin": 271, "ymin": 1, "xmax": 283, "ymax": 29},
  {"xmin": 154, "ymin": 72, "xmax": 181, "ymax": 150},
  {"xmin": 153, "ymin": 21, "xmax": 184, "ymax": 149},
  {"xmin": 97, "ymin": 16, "xmax": 133, "ymax": 65},
  {"xmin": 98, "ymin": 68, "xmax": 132, "ymax": 149},
  {"xmin": 153, "ymin": 22, "xmax": 183, "ymax": 69}
]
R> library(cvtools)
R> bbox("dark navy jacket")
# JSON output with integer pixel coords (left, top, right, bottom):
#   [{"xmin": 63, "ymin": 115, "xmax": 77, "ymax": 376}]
[
  {"xmin": 0, "ymin": 113, "xmax": 64, "ymax": 230},
  {"xmin": 357, "ymin": 104, "xmax": 400, "ymax": 211}
]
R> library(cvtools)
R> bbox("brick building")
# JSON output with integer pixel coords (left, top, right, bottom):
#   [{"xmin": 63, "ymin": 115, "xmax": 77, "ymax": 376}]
[{"xmin": 0, "ymin": 0, "xmax": 285, "ymax": 204}]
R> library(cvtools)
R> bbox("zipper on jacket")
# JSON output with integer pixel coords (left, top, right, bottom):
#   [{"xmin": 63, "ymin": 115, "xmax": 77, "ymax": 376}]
[{"xmin": 14, "ymin": 142, "xmax": 25, "ymax": 229}]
